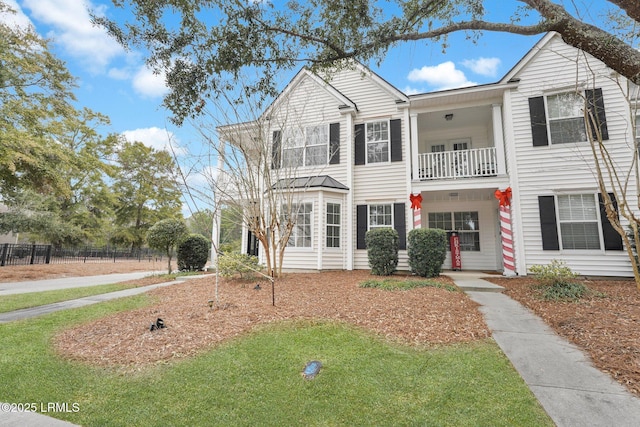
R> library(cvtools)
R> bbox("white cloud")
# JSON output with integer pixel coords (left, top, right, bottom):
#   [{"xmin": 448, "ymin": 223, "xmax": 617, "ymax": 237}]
[
  {"xmin": 121, "ymin": 127, "xmax": 180, "ymax": 153},
  {"xmin": 132, "ymin": 66, "xmax": 169, "ymax": 98},
  {"xmin": 21, "ymin": 0, "xmax": 124, "ymax": 73},
  {"xmin": 0, "ymin": 0, "xmax": 32, "ymax": 28},
  {"xmin": 461, "ymin": 57, "xmax": 501, "ymax": 77},
  {"xmin": 407, "ymin": 61, "xmax": 477, "ymax": 91}
]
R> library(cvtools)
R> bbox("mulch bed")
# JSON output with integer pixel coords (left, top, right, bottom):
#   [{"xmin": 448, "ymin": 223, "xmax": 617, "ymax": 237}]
[
  {"xmin": 53, "ymin": 271, "xmax": 490, "ymax": 368},
  {"xmin": 489, "ymin": 277, "xmax": 640, "ymax": 395}
]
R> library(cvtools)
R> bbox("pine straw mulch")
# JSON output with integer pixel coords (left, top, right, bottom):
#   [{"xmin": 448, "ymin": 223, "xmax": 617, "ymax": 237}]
[
  {"xmin": 53, "ymin": 270, "xmax": 490, "ymax": 369},
  {"xmin": 488, "ymin": 277, "xmax": 640, "ymax": 395}
]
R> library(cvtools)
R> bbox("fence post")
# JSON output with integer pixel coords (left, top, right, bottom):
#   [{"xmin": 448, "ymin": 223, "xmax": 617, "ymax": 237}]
[
  {"xmin": 0, "ymin": 243, "xmax": 8, "ymax": 266},
  {"xmin": 45, "ymin": 245, "xmax": 52, "ymax": 264},
  {"xmin": 29, "ymin": 244, "xmax": 36, "ymax": 265}
]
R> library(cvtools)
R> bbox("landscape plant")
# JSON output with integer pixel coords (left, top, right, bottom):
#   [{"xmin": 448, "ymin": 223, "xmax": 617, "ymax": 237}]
[
  {"xmin": 407, "ymin": 228, "xmax": 448, "ymax": 277},
  {"xmin": 365, "ymin": 228, "xmax": 399, "ymax": 276},
  {"xmin": 177, "ymin": 234, "xmax": 210, "ymax": 271},
  {"xmin": 529, "ymin": 259, "xmax": 588, "ymax": 301},
  {"xmin": 217, "ymin": 252, "xmax": 263, "ymax": 279},
  {"xmin": 146, "ymin": 219, "xmax": 188, "ymax": 274}
]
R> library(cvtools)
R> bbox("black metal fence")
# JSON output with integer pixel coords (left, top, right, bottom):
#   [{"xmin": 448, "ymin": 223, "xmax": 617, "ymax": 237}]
[{"xmin": 0, "ymin": 244, "xmax": 163, "ymax": 267}]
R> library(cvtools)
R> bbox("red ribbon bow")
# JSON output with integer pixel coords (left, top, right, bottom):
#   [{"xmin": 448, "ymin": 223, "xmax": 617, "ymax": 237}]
[
  {"xmin": 494, "ymin": 187, "xmax": 512, "ymax": 207},
  {"xmin": 410, "ymin": 193, "xmax": 422, "ymax": 210}
]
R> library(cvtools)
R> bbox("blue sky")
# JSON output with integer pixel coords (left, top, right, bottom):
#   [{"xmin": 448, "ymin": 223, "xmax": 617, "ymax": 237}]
[{"xmin": 2, "ymin": 0, "xmax": 609, "ymax": 214}]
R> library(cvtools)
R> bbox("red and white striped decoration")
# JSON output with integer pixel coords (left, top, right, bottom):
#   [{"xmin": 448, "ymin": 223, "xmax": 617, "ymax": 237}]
[
  {"xmin": 410, "ymin": 193, "xmax": 423, "ymax": 229},
  {"xmin": 499, "ymin": 204, "xmax": 516, "ymax": 276},
  {"xmin": 413, "ymin": 207, "xmax": 421, "ymax": 229}
]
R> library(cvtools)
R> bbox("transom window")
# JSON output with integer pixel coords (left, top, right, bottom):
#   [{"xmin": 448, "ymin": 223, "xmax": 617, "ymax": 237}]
[
  {"xmin": 282, "ymin": 203, "xmax": 313, "ymax": 248},
  {"xmin": 326, "ymin": 203, "xmax": 341, "ymax": 248},
  {"xmin": 427, "ymin": 211, "xmax": 480, "ymax": 251},
  {"xmin": 557, "ymin": 194, "xmax": 601, "ymax": 250},
  {"xmin": 282, "ymin": 125, "xmax": 328, "ymax": 167},
  {"xmin": 366, "ymin": 121, "xmax": 389, "ymax": 163},
  {"xmin": 369, "ymin": 204, "xmax": 392, "ymax": 229},
  {"xmin": 547, "ymin": 92, "xmax": 587, "ymax": 144}
]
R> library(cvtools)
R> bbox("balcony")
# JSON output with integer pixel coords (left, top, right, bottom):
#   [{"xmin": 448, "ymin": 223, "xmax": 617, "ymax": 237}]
[{"xmin": 417, "ymin": 147, "xmax": 497, "ymax": 180}]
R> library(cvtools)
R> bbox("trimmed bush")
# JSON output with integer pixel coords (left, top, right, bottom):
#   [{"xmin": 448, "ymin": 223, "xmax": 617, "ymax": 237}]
[
  {"xmin": 217, "ymin": 252, "xmax": 263, "ymax": 279},
  {"xmin": 365, "ymin": 228, "xmax": 398, "ymax": 276},
  {"xmin": 529, "ymin": 259, "xmax": 588, "ymax": 301},
  {"xmin": 177, "ymin": 234, "xmax": 210, "ymax": 271},
  {"xmin": 407, "ymin": 228, "xmax": 447, "ymax": 277}
]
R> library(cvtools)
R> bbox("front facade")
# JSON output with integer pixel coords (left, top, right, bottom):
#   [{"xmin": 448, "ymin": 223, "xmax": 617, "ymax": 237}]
[{"xmin": 218, "ymin": 32, "xmax": 637, "ymax": 278}]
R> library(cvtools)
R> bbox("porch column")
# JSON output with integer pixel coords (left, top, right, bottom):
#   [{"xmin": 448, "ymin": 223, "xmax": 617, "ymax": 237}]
[
  {"xmin": 344, "ymin": 111, "xmax": 354, "ymax": 270},
  {"xmin": 317, "ymin": 191, "xmax": 324, "ymax": 270},
  {"xmin": 410, "ymin": 113, "xmax": 419, "ymax": 181},
  {"xmin": 211, "ymin": 139, "xmax": 225, "ymax": 267},
  {"xmin": 492, "ymin": 104, "xmax": 507, "ymax": 175}
]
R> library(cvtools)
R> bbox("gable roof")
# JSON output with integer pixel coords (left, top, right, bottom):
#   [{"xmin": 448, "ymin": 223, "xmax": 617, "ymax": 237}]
[
  {"xmin": 500, "ymin": 32, "xmax": 557, "ymax": 84},
  {"xmin": 262, "ymin": 68, "xmax": 358, "ymax": 120}
]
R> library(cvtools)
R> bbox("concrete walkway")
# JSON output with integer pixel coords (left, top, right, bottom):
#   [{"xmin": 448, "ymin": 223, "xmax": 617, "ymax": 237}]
[
  {"xmin": 449, "ymin": 271, "xmax": 640, "ymax": 427},
  {"xmin": 0, "ymin": 271, "xmax": 162, "ymax": 295}
]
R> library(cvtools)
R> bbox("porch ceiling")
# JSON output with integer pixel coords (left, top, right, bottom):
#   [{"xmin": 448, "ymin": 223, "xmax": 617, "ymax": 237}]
[{"xmin": 417, "ymin": 105, "xmax": 492, "ymax": 133}]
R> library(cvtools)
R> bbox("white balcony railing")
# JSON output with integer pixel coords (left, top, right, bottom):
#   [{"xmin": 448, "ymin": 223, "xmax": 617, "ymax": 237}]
[{"xmin": 417, "ymin": 147, "xmax": 498, "ymax": 180}]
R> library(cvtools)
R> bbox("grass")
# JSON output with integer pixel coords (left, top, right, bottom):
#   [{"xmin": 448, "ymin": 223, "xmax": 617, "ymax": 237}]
[
  {"xmin": 0, "ymin": 283, "xmax": 139, "ymax": 313},
  {"xmin": 0, "ymin": 297, "xmax": 552, "ymax": 427},
  {"xmin": 359, "ymin": 278, "xmax": 458, "ymax": 292}
]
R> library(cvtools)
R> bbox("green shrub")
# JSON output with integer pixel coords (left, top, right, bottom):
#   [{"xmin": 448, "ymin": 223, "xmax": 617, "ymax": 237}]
[
  {"xmin": 177, "ymin": 234, "xmax": 210, "ymax": 271},
  {"xmin": 365, "ymin": 228, "xmax": 398, "ymax": 276},
  {"xmin": 407, "ymin": 228, "xmax": 447, "ymax": 277},
  {"xmin": 529, "ymin": 259, "xmax": 588, "ymax": 301},
  {"xmin": 217, "ymin": 252, "xmax": 263, "ymax": 279},
  {"xmin": 529, "ymin": 259, "xmax": 578, "ymax": 287}
]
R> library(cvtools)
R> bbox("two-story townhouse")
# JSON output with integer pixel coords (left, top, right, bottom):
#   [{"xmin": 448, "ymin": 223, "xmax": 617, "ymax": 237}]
[{"xmin": 216, "ymin": 32, "xmax": 636, "ymax": 278}]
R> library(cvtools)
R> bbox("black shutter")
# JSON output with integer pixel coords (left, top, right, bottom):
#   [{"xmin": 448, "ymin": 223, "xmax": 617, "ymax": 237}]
[
  {"xmin": 586, "ymin": 88, "xmax": 609, "ymax": 141},
  {"xmin": 529, "ymin": 97, "xmax": 549, "ymax": 147},
  {"xmin": 394, "ymin": 203, "xmax": 406, "ymax": 250},
  {"xmin": 538, "ymin": 196, "xmax": 559, "ymax": 250},
  {"xmin": 356, "ymin": 205, "xmax": 367, "ymax": 249},
  {"xmin": 390, "ymin": 119, "xmax": 402, "ymax": 162},
  {"xmin": 598, "ymin": 193, "xmax": 623, "ymax": 250},
  {"xmin": 271, "ymin": 130, "xmax": 282, "ymax": 169},
  {"xmin": 355, "ymin": 124, "xmax": 365, "ymax": 165},
  {"xmin": 329, "ymin": 122, "xmax": 340, "ymax": 164}
]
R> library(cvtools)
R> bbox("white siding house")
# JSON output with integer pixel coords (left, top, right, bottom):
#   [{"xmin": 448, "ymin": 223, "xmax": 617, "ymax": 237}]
[{"xmin": 216, "ymin": 32, "xmax": 637, "ymax": 278}]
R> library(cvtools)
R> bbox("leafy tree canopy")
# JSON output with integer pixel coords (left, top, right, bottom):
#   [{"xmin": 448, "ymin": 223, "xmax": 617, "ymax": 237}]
[{"xmin": 97, "ymin": 0, "xmax": 640, "ymax": 125}]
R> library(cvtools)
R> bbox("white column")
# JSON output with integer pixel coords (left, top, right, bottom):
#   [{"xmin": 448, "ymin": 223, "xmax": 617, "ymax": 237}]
[
  {"xmin": 211, "ymin": 139, "xmax": 226, "ymax": 266},
  {"xmin": 317, "ymin": 191, "xmax": 324, "ymax": 270},
  {"xmin": 410, "ymin": 113, "xmax": 419, "ymax": 181},
  {"xmin": 345, "ymin": 112, "xmax": 354, "ymax": 270},
  {"xmin": 492, "ymin": 103, "xmax": 507, "ymax": 176}
]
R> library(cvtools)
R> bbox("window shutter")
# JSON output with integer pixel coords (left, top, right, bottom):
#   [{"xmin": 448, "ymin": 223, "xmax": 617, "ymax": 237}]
[
  {"xmin": 394, "ymin": 203, "xmax": 406, "ymax": 250},
  {"xmin": 598, "ymin": 193, "xmax": 623, "ymax": 250},
  {"xmin": 271, "ymin": 130, "xmax": 282, "ymax": 169},
  {"xmin": 538, "ymin": 196, "xmax": 559, "ymax": 250},
  {"xmin": 586, "ymin": 88, "xmax": 609, "ymax": 141},
  {"xmin": 355, "ymin": 124, "xmax": 365, "ymax": 165},
  {"xmin": 356, "ymin": 205, "xmax": 367, "ymax": 249},
  {"xmin": 529, "ymin": 97, "xmax": 549, "ymax": 147},
  {"xmin": 329, "ymin": 122, "xmax": 340, "ymax": 164},
  {"xmin": 390, "ymin": 119, "xmax": 402, "ymax": 162}
]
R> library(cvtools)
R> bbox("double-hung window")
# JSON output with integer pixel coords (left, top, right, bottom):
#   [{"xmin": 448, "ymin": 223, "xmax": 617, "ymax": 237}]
[
  {"xmin": 282, "ymin": 125, "xmax": 328, "ymax": 167},
  {"xmin": 427, "ymin": 211, "xmax": 480, "ymax": 251},
  {"xmin": 366, "ymin": 121, "xmax": 389, "ymax": 163},
  {"xmin": 547, "ymin": 92, "xmax": 588, "ymax": 144},
  {"xmin": 326, "ymin": 203, "xmax": 341, "ymax": 248},
  {"xmin": 368, "ymin": 204, "xmax": 392, "ymax": 229},
  {"xmin": 557, "ymin": 194, "xmax": 601, "ymax": 250},
  {"xmin": 283, "ymin": 203, "xmax": 313, "ymax": 248}
]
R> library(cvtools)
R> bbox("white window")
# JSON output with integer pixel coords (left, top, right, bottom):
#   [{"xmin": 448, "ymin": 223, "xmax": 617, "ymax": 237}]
[
  {"xmin": 557, "ymin": 194, "xmax": 601, "ymax": 250},
  {"xmin": 366, "ymin": 121, "xmax": 389, "ymax": 163},
  {"xmin": 283, "ymin": 203, "xmax": 313, "ymax": 248},
  {"xmin": 368, "ymin": 204, "xmax": 392, "ymax": 229},
  {"xmin": 427, "ymin": 211, "xmax": 480, "ymax": 251},
  {"xmin": 326, "ymin": 203, "xmax": 341, "ymax": 248},
  {"xmin": 282, "ymin": 125, "xmax": 328, "ymax": 167},
  {"xmin": 547, "ymin": 92, "xmax": 587, "ymax": 144}
]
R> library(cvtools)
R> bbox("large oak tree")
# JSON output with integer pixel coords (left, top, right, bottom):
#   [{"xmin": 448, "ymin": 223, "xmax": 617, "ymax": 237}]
[{"xmin": 96, "ymin": 0, "xmax": 640, "ymax": 124}]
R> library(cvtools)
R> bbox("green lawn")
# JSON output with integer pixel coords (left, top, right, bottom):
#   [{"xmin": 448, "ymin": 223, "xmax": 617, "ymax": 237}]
[
  {"xmin": 0, "ymin": 296, "xmax": 553, "ymax": 426},
  {"xmin": 0, "ymin": 283, "xmax": 139, "ymax": 313}
]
